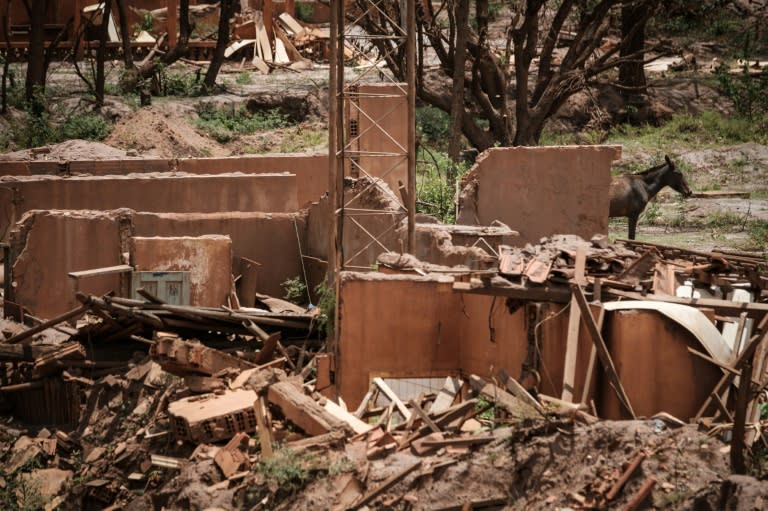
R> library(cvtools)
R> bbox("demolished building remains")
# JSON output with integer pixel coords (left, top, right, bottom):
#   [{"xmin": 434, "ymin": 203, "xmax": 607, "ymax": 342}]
[{"xmin": 1, "ymin": 1, "xmax": 768, "ymax": 510}]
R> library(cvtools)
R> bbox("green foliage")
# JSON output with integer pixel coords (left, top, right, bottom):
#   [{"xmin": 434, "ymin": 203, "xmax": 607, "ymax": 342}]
[
  {"xmin": 746, "ymin": 219, "xmax": 768, "ymax": 251},
  {"xmin": 314, "ymin": 280, "xmax": 335, "ymax": 340},
  {"xmin": 608, "ymin": 111, "xmax": 767, "ymax": 147},
  {"xmin": 247, "ymin": 448, "xmax": 319, "ymax": 503},
  {"xmin": 416, "ymin": 106, "xmax": 451, "ymax": 149},
  {"xmin": 276, "ymin": 127, "xmax": 327, "ymax": 153},
  {"xmin": 416, "ymin": 147, "xmax": 468, "ymax": 223},
  {"xmin": 281, "ymin": 276, "xmax": 308, "ymax": 304},
  {"xmin": 235, "ymin": 72, "xmax": 253, "ymax": 85},
  {"xmin": 0, "ymin": 459, "xmax": 45, "ymax": 511},
  {"xmin": 134, "ymin": 11, "xmax": 155, "ymax": 34},
  {"xmin": 715, "ymin": 65, "xmax": 768, "ymax": 121},
  {"xmin": 476, "ymin": 396, "xmax": 496, "ymax": 422},
  {"xmin": 192, "ymin": 102, "xmax": 290, "ymax": 143},
  {"xmin": 59, "ymin": 111, "xmax": 112, "ymax": 141},
  {"xmin": 295, "ymin": 2, "xmax": 315, "ymax": 22},
  {"xmin": 639, "ymin": 201, "xmax": 662, "ymax": 225}
]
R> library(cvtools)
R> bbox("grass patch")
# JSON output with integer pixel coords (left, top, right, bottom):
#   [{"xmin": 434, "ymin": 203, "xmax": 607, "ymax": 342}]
[
  {"xmin": 416, "ymin": 147, "xmax": 469, "ymax": 223},
  {"xmin": 607, "ymin": 111, "xmax": 766, "ymax": 148},
  {"xmin": 276, "ymin": 127, "xmax": 327, "ymax": 153},
  {"xmin": 192, "ymin": 103, "xmax": 290, "ymax": 143}
]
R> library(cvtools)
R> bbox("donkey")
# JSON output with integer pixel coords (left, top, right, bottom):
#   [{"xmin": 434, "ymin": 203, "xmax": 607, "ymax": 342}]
[{"xmin": 609, "ymin": 155, "xmax": 693, "ymax": 240}]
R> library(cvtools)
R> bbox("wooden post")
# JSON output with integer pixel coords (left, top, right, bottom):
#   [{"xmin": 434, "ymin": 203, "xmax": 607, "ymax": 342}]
[
  {"xmin": 254, "ymin": 396, "xmax": 273, "ymax": 458},
  {"xmin": 263, "ymin": 0, "xmax": 273, "ymax": 42},
  {"xmin": 571, "ymin": 283, "xmax": 636, "ymax": 419},
  {"xmin": 167, "ymin": 0, "xmax": 178, "ymax": 48},
  {"xmin": 73, "ymin": 0, "xmax": 84, "ymax": 58},
  {"xmin": 561, "ymin": 297, "xmax": 581, "ymax": 402}
]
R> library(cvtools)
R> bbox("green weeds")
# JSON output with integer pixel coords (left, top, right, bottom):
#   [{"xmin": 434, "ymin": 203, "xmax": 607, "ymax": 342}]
[{"xmin": 192, "ymin": 103, "xmax": 290, "ymax": 143}]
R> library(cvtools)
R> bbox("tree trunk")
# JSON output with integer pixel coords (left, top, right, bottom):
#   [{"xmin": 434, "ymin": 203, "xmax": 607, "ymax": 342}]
[
  {"xmin": 618, "ymin": 2, "xmax": 648, "ymax": 122},
  {"xmin": 1, "ymin": 0, "xmax": 11, "ymax": 113},
  {"xmin": 137, "ymin": 0, "xmax": 191, "ymax": 81},
  {"xmin": 26, "ymin": 0, "xmax": 47, "ymax": 105},
  {"xmin": 115, "ymin": 0, "xmax": 133, "ymax": 68},
  {"xmin": 95, "ymin": 0, "xmax": 113, "ymax": 108},
  {"xmin": 203, "ymin": 0, "xmax": 233, "ymax": 91},
  {"xmin": 448, "ymin": 0, "xmax": 469, "ymax": 165}
]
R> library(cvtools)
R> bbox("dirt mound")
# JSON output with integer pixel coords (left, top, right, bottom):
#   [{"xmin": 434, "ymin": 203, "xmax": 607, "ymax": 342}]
[
  {"xmin": 105, "ymin": 106, "xmax": 230, "ymax": 159},
  {"xmin": 0, "ymin": 139, "xmax": 133, "ymax": 162},
  {"xmin": 286, "ymin": 420, "xmax": 743, "ymax": 510}
]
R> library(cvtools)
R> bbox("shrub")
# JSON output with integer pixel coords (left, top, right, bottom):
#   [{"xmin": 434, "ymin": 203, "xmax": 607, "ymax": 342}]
[
  {"xmin": 192, "ymin": 102, "xmax": 290, "ymax": 143},
  {"xmin": 59, "ymin": 111, "xmax": 112, "ymax": 141}
]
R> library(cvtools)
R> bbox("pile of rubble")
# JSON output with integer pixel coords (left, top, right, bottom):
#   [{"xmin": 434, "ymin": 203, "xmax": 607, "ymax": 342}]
[{"xmin": 2, "ymin": 233, "xmax": 768, "ymax": 509}]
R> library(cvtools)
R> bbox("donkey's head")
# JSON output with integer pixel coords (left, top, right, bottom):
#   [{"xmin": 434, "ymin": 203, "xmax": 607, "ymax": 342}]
[{"xmin": 663, "ymin": 155, "xmax": 693, "ymax": 198}]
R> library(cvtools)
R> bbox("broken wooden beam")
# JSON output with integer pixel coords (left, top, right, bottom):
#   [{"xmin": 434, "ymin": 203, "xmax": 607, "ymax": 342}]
[
  {"xmin": 268, "ymin": 380, "xmax": 349, "ymax": 437},
  {"xmin": 606, "ymin": 451, "xmax": 646, "ymax": 501},
  {"xmin": 373, "ymin": 377, "xmax": 412, "ymax": 421},
  {"xmin": 5, "ymin": 304, "xmax": 88, "ymax": 345},
  {"xmin": 352, "ymin": 460, "xmax": 422, "ymax": 509}
]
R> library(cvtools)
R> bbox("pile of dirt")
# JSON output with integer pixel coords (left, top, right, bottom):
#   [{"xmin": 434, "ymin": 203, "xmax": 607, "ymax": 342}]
[
  {"xmin": 0, "ymin": 140, "xmax": 134, "ymax": 162},
  {"xmin": 105, "ymin": 106, "xmax": 230, "ymax": 159}
]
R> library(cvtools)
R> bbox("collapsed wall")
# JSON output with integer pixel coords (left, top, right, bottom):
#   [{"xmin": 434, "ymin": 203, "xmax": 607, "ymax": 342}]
[
  {"xmin": 9, "ymin": 209, "xmax": 308, "ymax": 319},
  {"xmin": 457, "ymin": 145, "xmax": 621, "ymax": 244}
]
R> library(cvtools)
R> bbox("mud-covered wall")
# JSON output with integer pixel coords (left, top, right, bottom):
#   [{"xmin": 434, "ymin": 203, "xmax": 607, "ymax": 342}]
[
  {"xmin": 131, "ymin": 235, "xmax": 233, "ymax": 307},
  {"xmin": 600, "ymin": 309, "xmax": 721, "ymax": 420},
  {"xmin": 177, "ymin": 153, "xmax": 328, "ymax": 207},
  {"xmin": 348, "ymin": 84, "xmax": 409, "ymax": 197},
  {"xmin": 1, "ymin": 173, "xmax": 298, "ymax": 222},
  {"xmin": 337, "ymin": 274, "xmax": 721, "ymax": 420},
  {"xmin": 10, "ymin": 210, "xmax": 128, "ymax": 320},
  {"xmin": 133, "ymin": 212, "xmax": 306, "ymax": 300},
  {"xmin": 10, "ymin": 209, "xmax": 307, "ymax": 319},
  {"xmin": 457, "ymin": 146, "xmax": 621, "ymax": 244}
]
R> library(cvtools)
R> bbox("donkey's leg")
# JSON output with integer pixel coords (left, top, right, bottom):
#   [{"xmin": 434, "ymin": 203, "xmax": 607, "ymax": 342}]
[{"xmin": 628, "ymin": 215, "xmax": 637, "ymax": 240}]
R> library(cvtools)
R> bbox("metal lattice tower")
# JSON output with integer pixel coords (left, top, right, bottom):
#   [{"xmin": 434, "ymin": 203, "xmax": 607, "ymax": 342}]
[{"xmin": 328, "ymin": 0, "xmax": 416, "ymax": 277}]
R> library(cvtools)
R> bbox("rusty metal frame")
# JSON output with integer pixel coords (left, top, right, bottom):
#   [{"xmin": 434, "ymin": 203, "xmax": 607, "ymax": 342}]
[{"xmin": 329, "ymin": 0, "xmax": 415, "ymax": 275}]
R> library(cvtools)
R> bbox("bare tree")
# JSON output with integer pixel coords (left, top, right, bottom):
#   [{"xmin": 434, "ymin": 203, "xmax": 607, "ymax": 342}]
[
  {"xmin": 354, "ymin": 0, "xmax": 664, "ymax": 149},
  {"xmin": 95, "ymin": 0, "xmax": 113, "ymax": 108},
  {"xmin": 203, "ymin": 0, "xmax": 235, "ymax": 91},
  {"xmin": 448, "ymin": 0, "xmax": 469, "ymax": 165},
  {"xmin": 25, "ymin": 0, "xmax": 46, "ymax": 105}
]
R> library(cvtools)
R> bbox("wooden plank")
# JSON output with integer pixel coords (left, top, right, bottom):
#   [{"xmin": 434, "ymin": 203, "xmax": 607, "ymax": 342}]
[
  {"xmin": 237, "ymin": 256, "xmax": 260, "ymax": 308},
  {"xmin": 354, "ymin": 384, "xmax": 376, "ymax": 418},
  {"xmin": 278, "ymin": 12, "xmax": 306, "ymax": 37},
  {"xmin": 254, "ymin": 396, "xmax": 273, "ymax": 459},
  {"xmin": 68, "ymin": 264, "xmax": 133, "ymax": 279},
  {"xmin": 267, "ymin": 380, "xmax": 348, "ymax": 437},
  {"xmin": 452, "ymin": 281, "xmax": 571, "ymax": 303},
  {"xmin": 323, "ymin": 399, "xmax": 371, "ymax": 435},
  {"xmin": 580, "ymin": 307, "xmax": 604, "ymax": 406},
  {"xmin": 571, "ymin": 284, "xmax": 636, "ymax": 419},
  {"xmin": 496, "ymin": 369, "xmax": 543, "ymax": 413},
  {"xmin": 429, "ymin": 376, "xmax": 462, "ymax": 415},
  {"xmin": 732, "ymin": 342, "xmax": 758, "ymax": 474},
  {"xmin": 409, "ymin": 400, "xmax": 440, "ymax": 433},
  {"xmin": 573, "ymin": 245, "xmax": 586, "ymax": 286},
  {"xmin": 373, "ymin": 377, "xmax": 411, "ymax": 421},
  {"xmin": 274, "ymin": 37, "xmax": 290, "ymax": 64},
  {"xmin": 6, "ymin": 304, "xmax": 88, "ymax": 345},
  {"xmin": 469, "ymin": 375, "xmax": 538, "ymax": 417},
  {"xmin": 561, "ymin": 295, "xmax": 581, "ymax": 402},
  {"xmin": 421, "ymin": 436, "xmax": 494, "ymax": 448},
  {"xmin": 694, "ymin": 316, "xmax": 768, "ymax": 420},
  {"xmin": 257, "ymin": 21, "xmax": 273, "ymax": 62}
]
